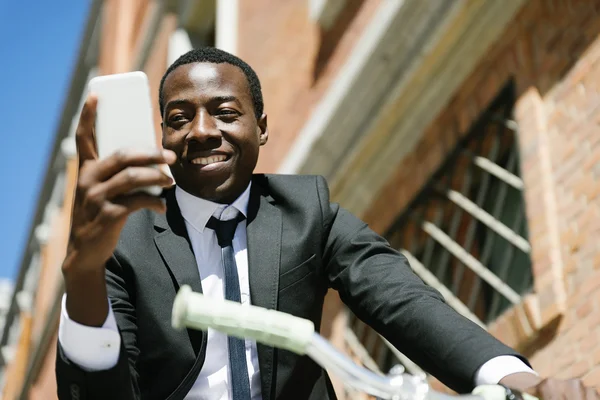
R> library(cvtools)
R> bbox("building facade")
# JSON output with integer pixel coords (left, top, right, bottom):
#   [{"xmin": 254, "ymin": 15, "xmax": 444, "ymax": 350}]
[{"xmin": 2, "ymin": 0, "xmax": 600, "ymax": 398}]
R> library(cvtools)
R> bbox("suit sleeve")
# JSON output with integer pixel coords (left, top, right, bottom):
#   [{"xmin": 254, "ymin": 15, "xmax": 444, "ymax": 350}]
[
  {"xmin": 56, "ymin": 254, "xmax": 141, "ymax": 400},
  {"xmin": 314, "ymin": 176, "xmax": 530, "ymax": 394}
]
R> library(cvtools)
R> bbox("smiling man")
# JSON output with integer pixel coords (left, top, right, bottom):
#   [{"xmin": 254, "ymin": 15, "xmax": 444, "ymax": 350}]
[
  {"xmin": 55, "ymin": 47, "xmax": 598, "ymax": 400},
  {"xmin": 159, "ymin": 55, "xmax": 266, "ymax": 205}
]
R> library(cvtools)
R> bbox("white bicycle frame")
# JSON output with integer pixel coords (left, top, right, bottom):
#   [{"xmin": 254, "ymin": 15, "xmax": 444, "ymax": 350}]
[{"xmin": 171, "ymin": 285, "xmax": 537, "ymax": 400}]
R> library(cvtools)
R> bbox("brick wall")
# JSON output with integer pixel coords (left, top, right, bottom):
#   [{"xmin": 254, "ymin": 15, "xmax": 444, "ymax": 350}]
[
  {"xmin": 362, "ymin": 0, "xmax": 600, "ymax": 388},
  {"xmin": 237, "ymin": 0, "xmax": 379, "ymax": 173}
]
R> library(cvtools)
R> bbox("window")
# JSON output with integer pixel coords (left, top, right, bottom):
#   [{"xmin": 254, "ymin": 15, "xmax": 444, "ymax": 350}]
[{"xmin": 343, "ymin": 83, "xmax": 533, "ymax": 383}]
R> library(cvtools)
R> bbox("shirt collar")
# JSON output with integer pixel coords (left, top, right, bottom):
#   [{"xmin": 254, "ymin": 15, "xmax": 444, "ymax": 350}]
[{"xmin": 175, "ymin": 183, "xmax": 251, "ymax": 234}]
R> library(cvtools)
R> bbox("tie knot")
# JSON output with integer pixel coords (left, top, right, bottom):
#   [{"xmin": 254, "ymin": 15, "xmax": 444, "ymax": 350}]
[{"xmin": 206, "ymin": 214, "xmax": 244, "ymax": 247}]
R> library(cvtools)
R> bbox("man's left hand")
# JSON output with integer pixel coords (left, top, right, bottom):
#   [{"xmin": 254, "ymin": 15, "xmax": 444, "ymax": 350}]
[{"xmin": 499, "ymin": 372, "xmax": 600, "ymax": 399}]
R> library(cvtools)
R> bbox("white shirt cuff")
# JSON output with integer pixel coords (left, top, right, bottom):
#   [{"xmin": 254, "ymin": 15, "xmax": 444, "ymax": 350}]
[
  {"xmin": 475, "ymin": 355, "xmax": 538, "ymax": 386},
  {"xmin": 58, "ymin": 294, "xmax": 121, "ymax": 371}
]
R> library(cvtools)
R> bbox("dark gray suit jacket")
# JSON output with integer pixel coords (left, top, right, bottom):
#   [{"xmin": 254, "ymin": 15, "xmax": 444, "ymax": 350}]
[{"xmin": 56, "ymin": 174, "xmax": 527, "ymax": 400}]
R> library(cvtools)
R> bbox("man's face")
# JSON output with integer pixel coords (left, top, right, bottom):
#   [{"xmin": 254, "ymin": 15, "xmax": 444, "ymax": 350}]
[{"xmin": 161, "ymin": 62, "xmax": 268, "ymax": 203}]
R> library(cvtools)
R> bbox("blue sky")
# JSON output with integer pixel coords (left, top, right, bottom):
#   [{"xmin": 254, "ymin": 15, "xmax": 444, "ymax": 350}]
[{"xmin": 0, "ymin": 1, "xmax": 91, "ymax": 279}]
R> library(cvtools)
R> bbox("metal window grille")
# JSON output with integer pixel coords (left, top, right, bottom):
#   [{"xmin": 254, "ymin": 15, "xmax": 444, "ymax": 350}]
[{"xmin": 341, "ymin": 83, "xmax": 533, "ymax": 394}]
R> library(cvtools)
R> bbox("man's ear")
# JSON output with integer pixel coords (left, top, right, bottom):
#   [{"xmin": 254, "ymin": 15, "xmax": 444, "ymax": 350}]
[{"xmin": 258, "ymin": 114, "xmax": 268, "ymax": 146}]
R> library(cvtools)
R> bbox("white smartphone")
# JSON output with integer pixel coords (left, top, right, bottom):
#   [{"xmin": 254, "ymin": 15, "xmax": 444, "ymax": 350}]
[{"xmin": 88, "ymin": 71, "xmax": 163, "ymax": 196}]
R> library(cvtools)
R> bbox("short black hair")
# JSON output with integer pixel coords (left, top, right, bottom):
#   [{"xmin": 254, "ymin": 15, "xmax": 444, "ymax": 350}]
[{"xmin": 159, "ymin": 47, "xmax": 264, "ymax": 118}]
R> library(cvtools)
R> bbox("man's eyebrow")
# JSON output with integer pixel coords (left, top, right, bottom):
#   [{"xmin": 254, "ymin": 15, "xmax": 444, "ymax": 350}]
[
  {"xmin": 211, "ymin": 95, "xmax": 239, "ymax": 104},
  {"xmin": 165, "ymin": 96, "xmax": 241, "ymax": 111},
  {"xmin": 164, "ymin": 99, "xmax": 190, "ymax": 110}
]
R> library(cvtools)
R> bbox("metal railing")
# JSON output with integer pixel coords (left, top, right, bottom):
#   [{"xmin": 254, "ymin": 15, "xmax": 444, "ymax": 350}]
[{"xmin": 342, "ymin": 84, "xmax": 533, "ymax": 397}]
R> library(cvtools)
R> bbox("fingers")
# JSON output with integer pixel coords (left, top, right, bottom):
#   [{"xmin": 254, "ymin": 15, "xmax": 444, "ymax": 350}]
[
  {"xmin": 587, "ymin": 387, "xmax": 600, "ymax": 399},
  {"xmin": 114, "ymin": 193, "xmax": 166, "ymax": 214},
  {"xmin": 76, "ymin": 94, "xmax": 99, "ymax": 167},
  {"xmin": 565, "ymin": 378, "xmax": 600, "ymax": 400},
  {"xmin": 92, "ymin": 193, "xmax": 166, "ymax": 228},
  {"xmin": 533, "ymin": 378, "xmax": 599, "ymax": 400},
  {"xmin": 534, "ymin": 379, "xmax": 557, "ymax": 400},
  {"xmin": 92, "ymin": 149, "xmax": 177, "ymax": 182},
  {"xmin": 98, "ymin": 166, "xmax": 173, "ymax": 199},
  {"xmin": 81, "ymin": 166, "xmax": 171, "ymax": 223},
  {"xmin": 569, "ymin": 378, "xmax": 587, "ymax": 400}
]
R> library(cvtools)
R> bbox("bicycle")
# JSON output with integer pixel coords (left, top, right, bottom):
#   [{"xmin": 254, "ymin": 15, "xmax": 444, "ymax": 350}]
[{"xmin": 171, "ymin": 285, "xmax": 537, "ymax": 400}]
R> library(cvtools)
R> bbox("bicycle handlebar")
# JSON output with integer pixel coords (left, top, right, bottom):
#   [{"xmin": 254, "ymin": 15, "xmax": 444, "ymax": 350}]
[
  {"xmin": 172, "ymin": 285, "xmax": 314, "ymax": 353},
  {"xmin": 172, "ymin": 285, "xmax": 537, "ymax": 400}
]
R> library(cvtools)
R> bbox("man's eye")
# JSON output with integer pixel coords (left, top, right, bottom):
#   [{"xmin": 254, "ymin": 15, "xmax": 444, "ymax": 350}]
[
  {"xmin": 217, "ymin": 109, "xmax": 240, "ymax": 122},
  {"xmin": 218, "ymin": 109, "xmax": 237, "ymax": 116},
  {"xmin": 216, "ymin": 110, "xmax": 239, "ymax": 122},
  {"xmin": 170, "ymin": 115, "xmax": 187, "ymax": 123}
]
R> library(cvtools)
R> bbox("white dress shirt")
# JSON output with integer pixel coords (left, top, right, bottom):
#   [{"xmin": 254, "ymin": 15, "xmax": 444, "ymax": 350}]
[{"xmin": 58, "ymin": 184, "xmax": 536, "ymax": 398}]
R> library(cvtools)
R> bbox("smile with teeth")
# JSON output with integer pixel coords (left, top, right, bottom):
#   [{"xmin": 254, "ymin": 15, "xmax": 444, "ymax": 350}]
[{"xmin": 190, "ymin": 155, "xmax": 228, "ymax": 165}]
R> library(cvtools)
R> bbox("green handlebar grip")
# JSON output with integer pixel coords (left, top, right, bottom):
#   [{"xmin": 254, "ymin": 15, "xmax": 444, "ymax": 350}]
[{"xmin": 172, "ymin": 285, "xmax": 315, "ymax": 354}]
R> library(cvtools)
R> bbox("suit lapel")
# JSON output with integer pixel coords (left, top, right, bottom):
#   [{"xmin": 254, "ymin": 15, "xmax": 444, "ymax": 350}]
[
  {"xmin": 247, "ymin": 176, "xmax": 282, "ymax": 400},
  {"xmin": 153, "ymin": 188, "xmax": 203, "ymax": 294},
  {"xmin": 153, "ymin": 188, "xmax": 205, "ymax": 353}
]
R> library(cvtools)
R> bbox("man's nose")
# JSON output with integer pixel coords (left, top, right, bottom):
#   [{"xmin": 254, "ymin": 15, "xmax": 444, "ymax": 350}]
[{"xmin": 189, "ymin": 109, "xmax": 220, "ymax": 140}]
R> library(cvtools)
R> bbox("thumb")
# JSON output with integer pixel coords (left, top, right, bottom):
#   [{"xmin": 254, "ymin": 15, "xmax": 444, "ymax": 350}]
[{"xmin": 75, "ymin": 93, "xmax": 99, "ymax": 167}]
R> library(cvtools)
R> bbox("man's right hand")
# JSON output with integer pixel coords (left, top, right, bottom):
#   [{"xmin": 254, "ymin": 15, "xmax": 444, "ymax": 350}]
[{"xmin": 62, "ymin": 94, "xmax": 176, "ymax": 327}]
